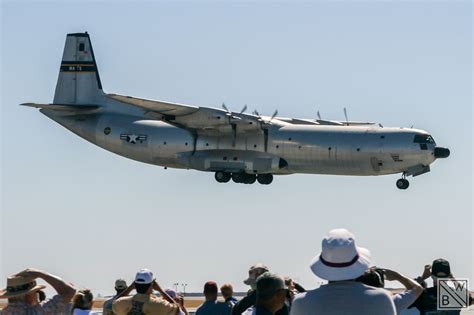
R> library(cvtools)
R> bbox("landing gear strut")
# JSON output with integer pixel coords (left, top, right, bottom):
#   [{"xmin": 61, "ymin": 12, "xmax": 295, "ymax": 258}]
[{"xmin": 396, "ymin": 174, "xmax": 409, "ymax": 190}]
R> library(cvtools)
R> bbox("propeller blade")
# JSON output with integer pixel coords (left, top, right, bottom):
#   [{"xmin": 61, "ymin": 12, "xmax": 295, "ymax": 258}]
[
  {"xmin": 317, "ymin": 110, "xmax": 321, "ymax": 120},
  {"xmin": 222, "ymin": 103, "xmax": 230, "ymax": 113},
  {"xmin": 271, "ymin": 109, "xmax": 278, "ymax": 120},
  {"xmin": 343, "ymin": 107, "xmax": 348, "ymax": 125},
  {"xmin": 240, "ymin": 105, "xmax": 248, "ymax": 114}
]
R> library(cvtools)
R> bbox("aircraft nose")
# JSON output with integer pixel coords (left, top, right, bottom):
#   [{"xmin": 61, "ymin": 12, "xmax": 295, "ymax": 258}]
[{"xmin": 434, "ymin": 147, "xmax": 450, "ymax": 159}]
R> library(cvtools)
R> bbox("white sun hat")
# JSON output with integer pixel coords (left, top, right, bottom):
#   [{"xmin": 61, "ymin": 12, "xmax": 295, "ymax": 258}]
[{"xmin": 310, "ymin": 228, "xmax": 371, "ymax": 281}]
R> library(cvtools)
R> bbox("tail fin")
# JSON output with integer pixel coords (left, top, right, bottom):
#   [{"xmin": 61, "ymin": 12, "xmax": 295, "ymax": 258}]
[{"xmin": 53, "ymin": 32, "xmax": 104, "ymax": 104}]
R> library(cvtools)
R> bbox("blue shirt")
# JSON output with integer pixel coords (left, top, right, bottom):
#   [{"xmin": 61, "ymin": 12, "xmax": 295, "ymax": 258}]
[{"xmin": 196, "ymin": 300, "xmax": 232, "ymax": 315}]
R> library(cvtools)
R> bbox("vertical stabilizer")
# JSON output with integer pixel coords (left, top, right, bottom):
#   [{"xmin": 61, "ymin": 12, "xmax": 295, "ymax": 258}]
[{"xmin": 53, "ymin": 32, "xmax": 104, "ymax": 104}]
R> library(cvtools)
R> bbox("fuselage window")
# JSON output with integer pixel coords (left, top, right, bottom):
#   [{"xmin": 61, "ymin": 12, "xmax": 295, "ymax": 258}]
[
  {"xmin": 79, "ymin": 43, "xmax": 85, "ymax": 51},
  {"xmin": 414, "ymin": 134, "xmax": 436, "ymax": 145}
]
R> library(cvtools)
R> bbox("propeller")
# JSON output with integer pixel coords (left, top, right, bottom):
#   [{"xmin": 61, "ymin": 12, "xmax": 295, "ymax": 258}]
[
  {"xmin": 253, "ymin": 109, "xmax": 278, "ymax": 126},
  {"xmin": 222, "ymin": 103, "xmax": 246, "ymax": 119},
  {"xmin": 221, "ymin": 103, "xmax": 248, "ymax": 147},
  {"xmin": 317, "ymin": 110, "xmax": 322, "ymax": 120}
]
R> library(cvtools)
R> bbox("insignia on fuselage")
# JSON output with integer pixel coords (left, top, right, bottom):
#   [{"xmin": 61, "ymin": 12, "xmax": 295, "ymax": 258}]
[{"xmin": 120, "ymin": 134, "xmax": 147, "ymax": 144}]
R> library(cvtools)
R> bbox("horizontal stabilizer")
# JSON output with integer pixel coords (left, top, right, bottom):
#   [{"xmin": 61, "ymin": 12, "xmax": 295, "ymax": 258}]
[
  {"xmin": 21, "ymin": 103, "xmax": 99, "ymax": 112},
  {"xmin": 108, "ymin": 94, "xmax": 199, "ymax": 116}
]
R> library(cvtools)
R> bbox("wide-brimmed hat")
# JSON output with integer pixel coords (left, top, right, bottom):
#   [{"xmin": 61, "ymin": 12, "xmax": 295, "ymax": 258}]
[
  {"xmin": 115, "ymin": 279, "xmax": 127, "ymax": 290},
  {"xmin": 244, "ymin": 263, "xmax": 269, "ymax": 285},
  {"xmin": 310, "ymin": 228, "xmax": 371, "ymax": 281},
  {"xmin": 0, "ymin": 276, "xmax": 46, "ymax": 298}
]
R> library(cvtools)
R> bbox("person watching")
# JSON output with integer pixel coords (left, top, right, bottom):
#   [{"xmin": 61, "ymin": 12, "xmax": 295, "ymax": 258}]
[
  {"xmin": 112, "ymin": 269, "xmax": 182, "ymax": 315},
  {"xmin": 290, "ymin": 228, "xmax": 396, "ymax": 315},
  {"xmin": 196, "ymin": 281, "xmax": 231, "ymax": 315},
  {"xmin": 71, "ymin": 288, "xmax": 101, "ymax": 314},
  {"xmin": 0, "ymin": 267, "xmax": 76, "ymax": 315},
  {"xmin": 247, "ymin": 272, "xmax": 288, "ymax": 315},
  {"xmin": 103, "ymin": 279, "xmax": 127, "ymax": 315},
  {"xmin": 221, "ymin": 283, "xmax": 238, "ymax": 307},
  {"xmin": 357, "ymin": 267, "xmax": 423, "ymax": 313},
  {"xmin": 410, "ymin": 258, "xmax": 473, "ymax": 314},
  {"xmin": 232, "ymin": 264, "xmax": 288, "ymax": 315}
]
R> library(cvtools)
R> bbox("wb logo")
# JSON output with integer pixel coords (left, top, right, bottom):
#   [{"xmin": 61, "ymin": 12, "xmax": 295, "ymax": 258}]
[{"xmin": 437, "ymin": 278, "xmax": 469, "ymax": 310}]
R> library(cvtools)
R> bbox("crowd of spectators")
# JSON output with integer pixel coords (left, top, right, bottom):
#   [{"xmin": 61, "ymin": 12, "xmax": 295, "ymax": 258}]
[{"xmin": 0, "ymin": 228, "xmax": 472, "ymax": 315}]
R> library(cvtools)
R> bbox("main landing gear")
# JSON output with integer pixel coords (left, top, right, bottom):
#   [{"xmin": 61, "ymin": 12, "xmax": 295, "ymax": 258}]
[
  {"xmin": 214, "ymin": 171, "xmax": 273, "ymax": 185},
  {"xmin": 396, "ymin": 174, "xmax": 410, "ymax": 190}
]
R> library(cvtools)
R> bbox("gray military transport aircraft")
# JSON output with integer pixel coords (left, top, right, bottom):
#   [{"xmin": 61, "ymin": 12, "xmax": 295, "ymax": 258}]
[{"xmin": 23, "ymin": 32, "xmax": 450, "ymax": 189}]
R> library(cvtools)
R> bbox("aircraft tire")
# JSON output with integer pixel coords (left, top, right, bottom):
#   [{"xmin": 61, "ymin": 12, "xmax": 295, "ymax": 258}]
[
  {"xmin": 257, "ymin": 174, "xmax": 273, "ymax": 185},
  {"xmin": 396, "ymin": 178, "xmax": 409, "ymax": 190},
  {"xmin": 244, "ymin": 174, "xmax": 257, "ymax": 184},
  {"xmin": 215, "ymin": 171, "xmax": 231, "ymax": 183},
  {"xmin": 232, "ymin": 173, "xmax": 245, "ymax": 183}
]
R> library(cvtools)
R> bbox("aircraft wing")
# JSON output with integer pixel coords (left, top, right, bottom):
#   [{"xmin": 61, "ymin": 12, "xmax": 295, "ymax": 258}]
[
  {"xmin": 108, "ymin": 93, "xmax": 271, "ymax": 133},
  {"xmin": 107, "ymin": 94, "xmax": 199, "ymax": 116}
]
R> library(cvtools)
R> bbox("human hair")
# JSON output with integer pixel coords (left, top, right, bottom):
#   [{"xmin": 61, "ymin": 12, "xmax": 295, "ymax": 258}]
[
  {"xmin": 135, "ymin": 282, "xmax": 152, "ymax": 294},
  {"xmin": 220, "ymin": 284, "xmax": 233, "ymax": 299},
  {"xmin": 71, "ymin": 289, "xmax": 93, "ymax": 312}
]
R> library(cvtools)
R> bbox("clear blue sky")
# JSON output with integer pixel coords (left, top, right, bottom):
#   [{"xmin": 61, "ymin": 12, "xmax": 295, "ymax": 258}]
[{"xmin": 1, "ymin": 1, "xmax": 472, "ymax": 295}]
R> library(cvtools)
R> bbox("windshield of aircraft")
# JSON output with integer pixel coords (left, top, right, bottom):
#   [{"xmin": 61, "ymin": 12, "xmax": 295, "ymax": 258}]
[{"xmin": 413, "ymin": 134, "xmax": 436, "ymax": 145}]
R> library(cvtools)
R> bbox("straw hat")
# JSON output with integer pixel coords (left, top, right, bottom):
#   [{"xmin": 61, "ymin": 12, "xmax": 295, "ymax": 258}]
[{"xmin": 0, "ymin": 276, "xmax": 46, "ymax": 298}]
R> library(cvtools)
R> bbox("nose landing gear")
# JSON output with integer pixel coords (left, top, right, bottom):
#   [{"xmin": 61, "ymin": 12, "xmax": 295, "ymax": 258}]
[{"xmin": 396, "ymin": 174, "xmax": 410, "ymax": 190}]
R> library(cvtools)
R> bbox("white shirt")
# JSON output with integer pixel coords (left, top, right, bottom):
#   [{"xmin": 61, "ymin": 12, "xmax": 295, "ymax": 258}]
[
  {"xmin": 290, "ymin": 281, "xmax": 396, "ymax": 315},
  {"xmin": 393, "ymin": 289, "xmax": 419, "ymax": 313}
]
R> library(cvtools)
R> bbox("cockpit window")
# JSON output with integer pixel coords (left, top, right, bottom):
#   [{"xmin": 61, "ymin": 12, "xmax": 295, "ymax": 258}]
[{"xmin": 414, "ymin": 134, "xmax": 436, "ymax": 145}]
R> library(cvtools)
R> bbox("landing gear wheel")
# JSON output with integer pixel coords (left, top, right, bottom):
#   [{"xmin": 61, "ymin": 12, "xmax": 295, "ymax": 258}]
[
  {"xmin": 232, "ymin": 173, "xmax": 245, "ymax": 183},
  {"xmin": 257, "ymin": 174, "xmax": 273, "ymax": 185},
  {"xmin": 396, "ymin": 178, "xmax": 409, "ymax": 190},
  {"xmin": 215, "ymin": 171, "xmax": 231, "ymax": 183},
  {"xmin": 243, "ymin": 174, "xmax": 257, "ymax": 184}
]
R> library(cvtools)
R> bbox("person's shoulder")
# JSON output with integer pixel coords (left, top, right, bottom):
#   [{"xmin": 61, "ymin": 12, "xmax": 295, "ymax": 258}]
[
  {"xmin": 113, "ymin": 295, "xmax": 133, "ymax": 308},
  {"xmin": 291, "ymin": 289, "xmax": 317, "ymax": 307},
  {"xmin": 361, "ymin": 284, "xmax": 394, "ymax": 298},
  {"xmin": 114, "ymin": 295, "xmax": 133, "ymax": 302},
  {"xmin": 103, "ymin": 297, "xmax": 113, "ymax": 305}
]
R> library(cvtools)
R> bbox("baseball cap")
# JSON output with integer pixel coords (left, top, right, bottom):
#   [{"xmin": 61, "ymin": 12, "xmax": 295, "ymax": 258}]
[
  {"xmin": 134, "ymin": 269, "xmax": 154, "ymax": 284},
  {"xmin": 256, "ymin": 272, "xmax": 288, "ymax": 300},
  {"xmin": 432, "ymin": 258, "xmax": 451, "ymax": 277},
  {"xmin": 115, "ymin": 279, "xmax": 127, "ymax": 290}
]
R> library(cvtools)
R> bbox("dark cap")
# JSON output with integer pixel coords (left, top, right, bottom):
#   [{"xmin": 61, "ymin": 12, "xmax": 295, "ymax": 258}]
[
  {"xmin": 432, "ymin": 258, "xmax": 451, "ymax": 277},
  {"xmin": 204, "ymin": 281, "xmax": 218, "ymax": 294},
  {"xmin": 256, "ymin": 272, "xmax": 288, "ymax": 300}
]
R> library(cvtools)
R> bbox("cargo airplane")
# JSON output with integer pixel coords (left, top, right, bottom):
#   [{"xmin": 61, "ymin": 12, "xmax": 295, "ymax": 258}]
[{"xmin": 22, "ymin": 32, "xmax": 450, "ymax": 189}]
